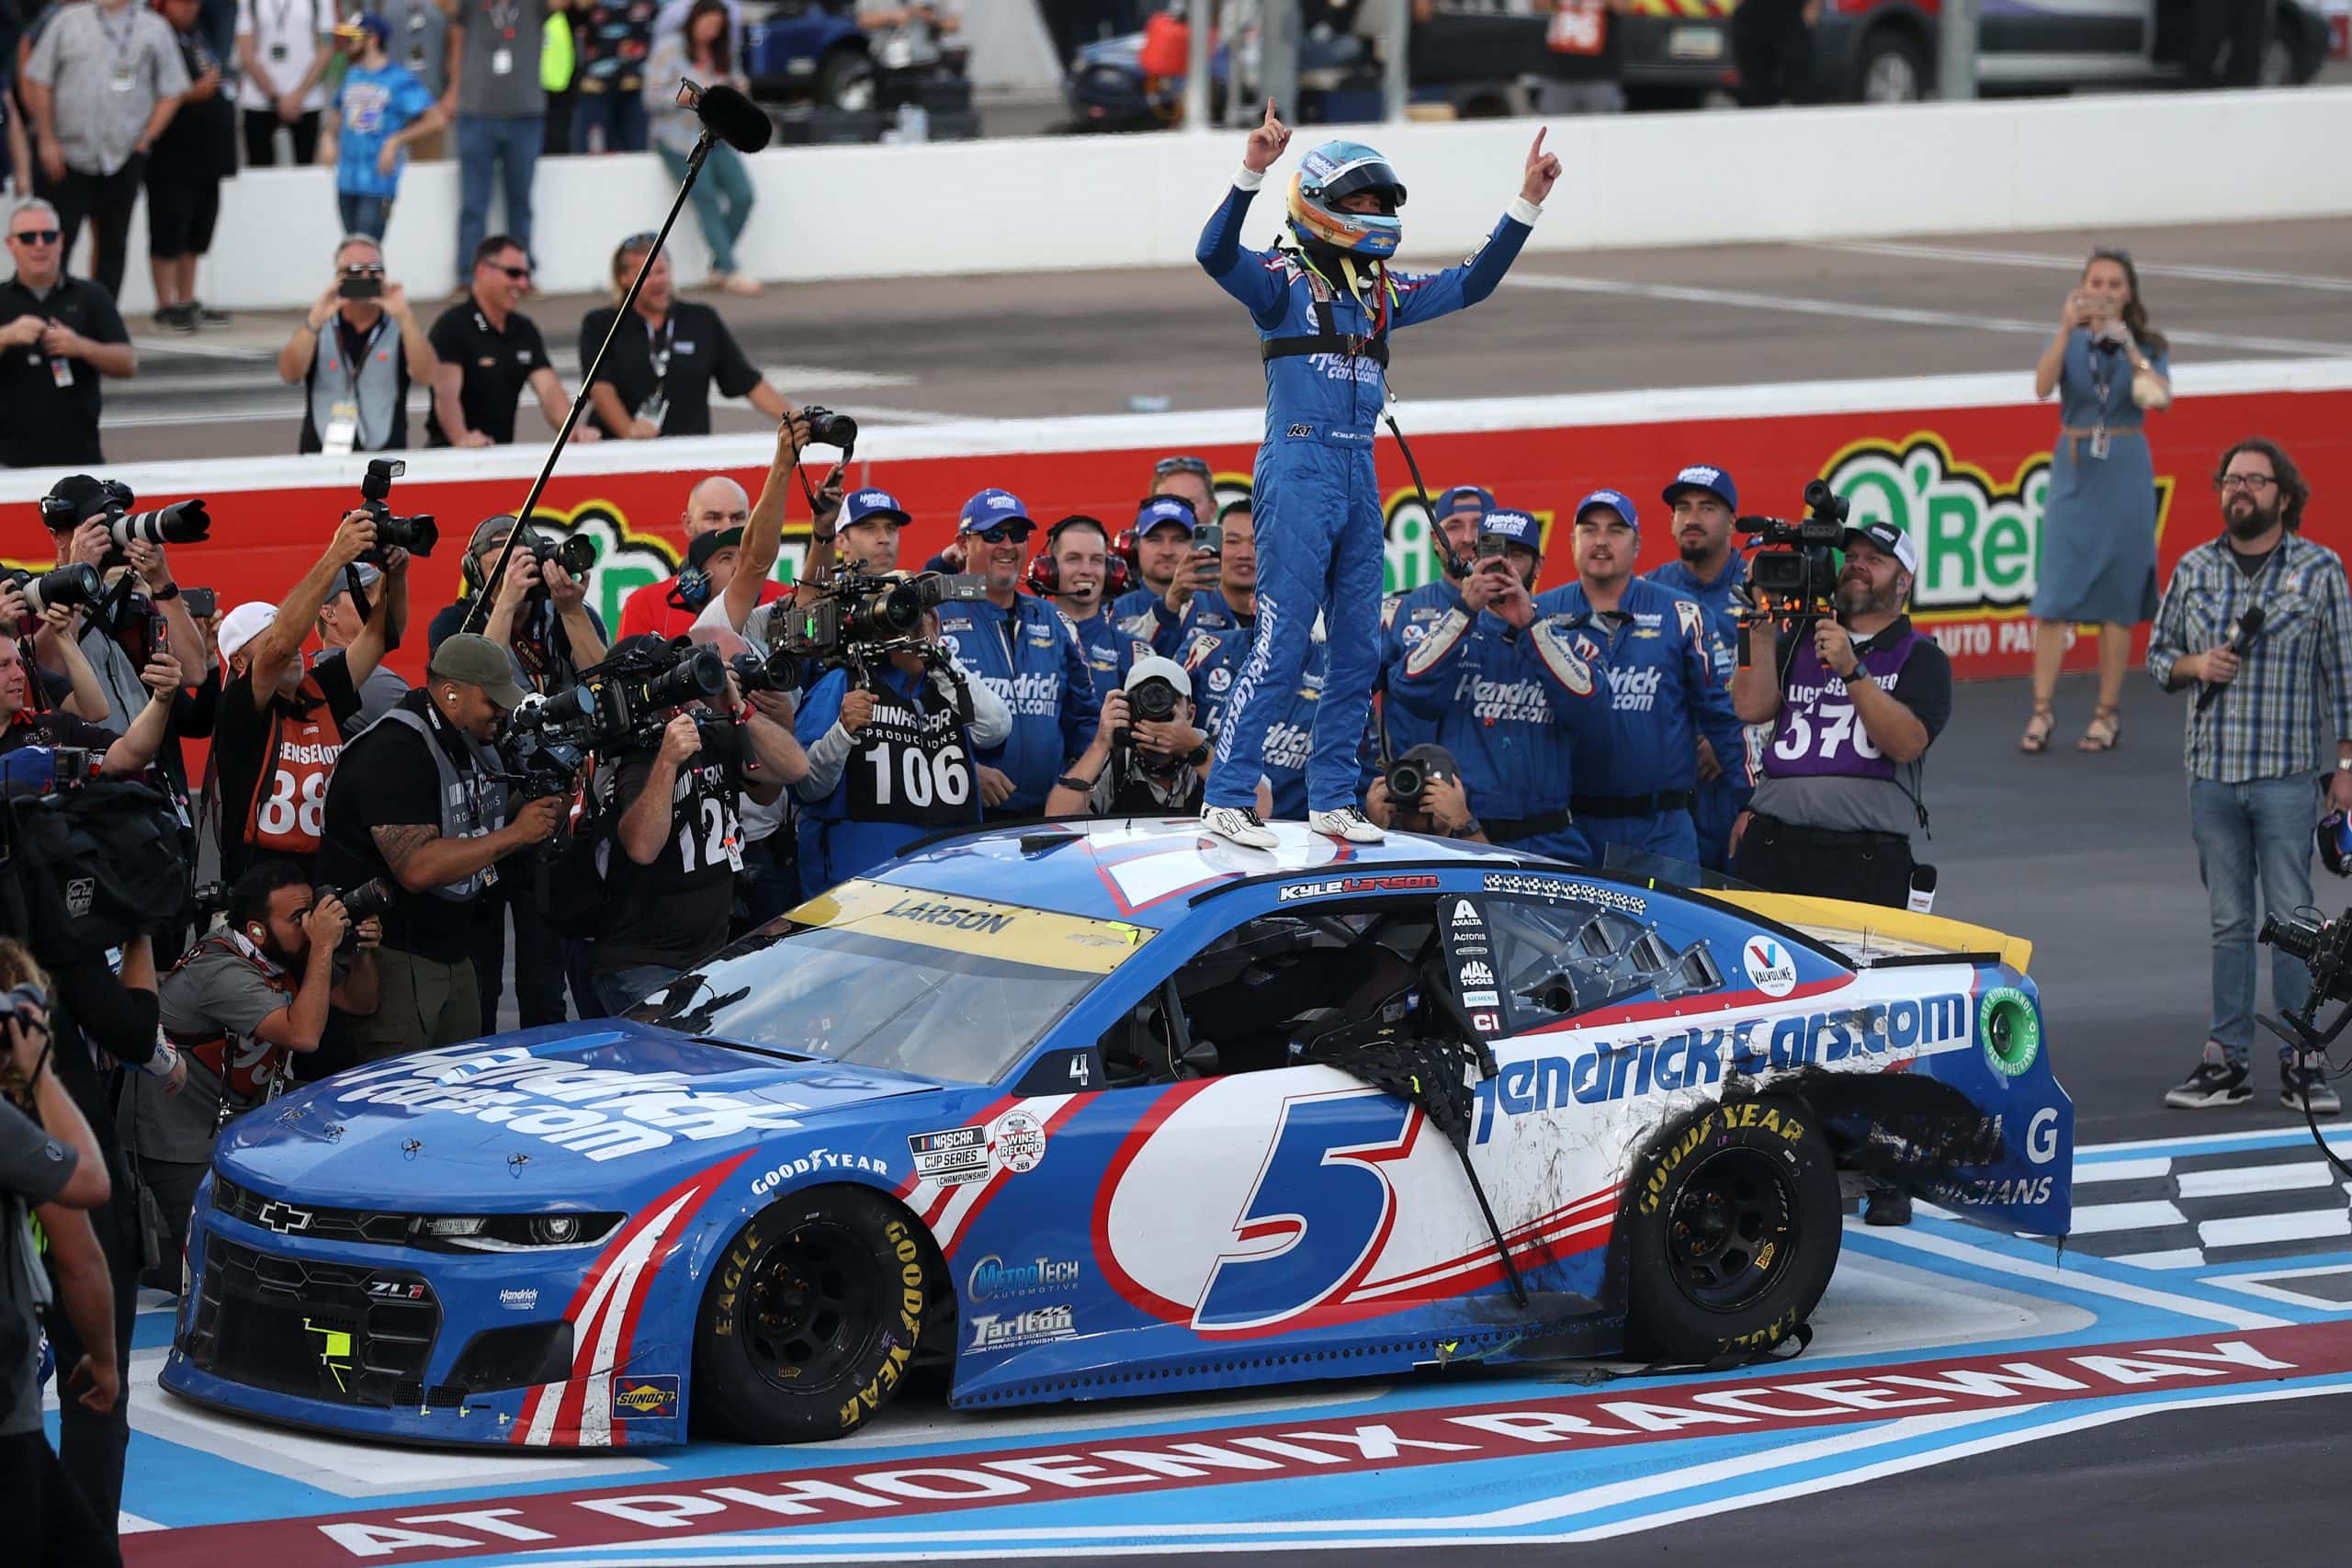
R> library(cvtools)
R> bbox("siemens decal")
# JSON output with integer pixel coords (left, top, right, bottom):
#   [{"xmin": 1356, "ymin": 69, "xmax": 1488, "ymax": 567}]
[{"xmin": 1472, "ymin": 993, "xmax": 1971, "ymax": 1144}]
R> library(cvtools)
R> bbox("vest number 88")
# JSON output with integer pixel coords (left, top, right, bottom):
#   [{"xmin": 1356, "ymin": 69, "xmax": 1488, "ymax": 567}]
[{"xmin": 257, "ymin": 771, "xmax": 328, "ymax": 838}]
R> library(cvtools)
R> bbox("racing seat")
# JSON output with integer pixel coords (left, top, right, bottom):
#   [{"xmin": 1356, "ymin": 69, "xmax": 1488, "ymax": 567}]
[{"xmin": 1285, "ymin": 944, "xmax": 1422, "ymax": 1060}]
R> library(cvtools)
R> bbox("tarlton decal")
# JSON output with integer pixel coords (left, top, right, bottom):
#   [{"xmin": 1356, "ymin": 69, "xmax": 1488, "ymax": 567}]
[
  {"xmin": 748, "ymin": 1148, "xmax": 891, "ymax": 1195},
  {"xmin": 967, "ymin": 1303, "xmax": 1079, "ymax": 1351},
  {"xmin": 322, "ymin": 1044, "xmax": 808, "ymax": 1163},
  {"xmin": 1482, "ymin": 873, "xmax": 1647, "ymax": 915}
]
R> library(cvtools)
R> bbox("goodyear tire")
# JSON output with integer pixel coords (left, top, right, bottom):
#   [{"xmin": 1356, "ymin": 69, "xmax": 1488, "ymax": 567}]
[
  {"xmin": 691, "ymin": 1185, "xmax": 933, "ymax": 1442},
  {"xmin": 1623, "ymin": 1097, "xmax": 1840, "ymax": 1364}
]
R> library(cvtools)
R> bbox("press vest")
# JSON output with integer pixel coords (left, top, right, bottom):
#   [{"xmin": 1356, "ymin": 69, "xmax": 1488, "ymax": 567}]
[
  {"xmin": 163, "ymin": 932, "xmax": 298, "ymax": 1103},
  {"xmin": 311, "ymin": 316, "xmax": 402, "ymax": 451},
  {"xmin": 241, "ymin": 674, "xmax": 349, "ymax": 857},
  {"xmin": 365, "ymin": 705, "xmax": 508, "ymax": 900},
  {"xmin": 1764, "ymin": 625, "xmax": 1929, "ymax": 784}
]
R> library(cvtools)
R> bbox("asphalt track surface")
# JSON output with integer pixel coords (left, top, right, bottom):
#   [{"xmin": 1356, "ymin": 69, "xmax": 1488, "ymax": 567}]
[{"xmin": 96, "ymin": 215, "xmax": 2352, "ymax": 460}]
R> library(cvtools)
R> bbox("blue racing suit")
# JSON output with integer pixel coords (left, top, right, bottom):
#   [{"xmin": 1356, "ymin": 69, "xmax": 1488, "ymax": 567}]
[
  {"xmin": 1532, "ymin": 577, "xmax": 1747, "ymax": 868},
  {"xmin": 1377, "ymin": 578, "xmax": 1466, "ymax": 763},
  {"xmin": 1645, "ymin": 552, "xmax": 1758, "ymax": 871},
  {"xmin": 793, "ymin": 658, "xmax": 1012, "ymax": 893},
  {"xmin": 1063, "ymin": 604, "xmax": 1132, "ymax": 707},
  {"xmin": 934, "ymin": 593, "xmax": 1099, "ymax": 816},
  {"xmin": 1388, "ymin": 601, "xmax": 1600, "ymax": 863},
  {"xmin": 1180, "ymin": 626, "xmax": 1375, "ymax": 819},
  {"xmin": 1114, "ymin": 584, "xmax": 1244, "ymax": 649},
  {"xmin": 1195, "ymin": 175, "xmax": 1537, "ymax": 812}
]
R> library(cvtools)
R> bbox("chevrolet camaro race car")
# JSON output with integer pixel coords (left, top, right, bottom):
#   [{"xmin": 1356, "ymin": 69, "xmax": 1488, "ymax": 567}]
[{"xmin": 160, "ymin": 819, "xmax": 2073, "ymax": 1449}]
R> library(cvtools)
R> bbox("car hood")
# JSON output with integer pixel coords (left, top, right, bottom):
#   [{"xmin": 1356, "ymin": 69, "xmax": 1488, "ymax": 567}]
[{"xmin": 214, "ymin": 1023, "xmax": 943, "ymax": 1208}]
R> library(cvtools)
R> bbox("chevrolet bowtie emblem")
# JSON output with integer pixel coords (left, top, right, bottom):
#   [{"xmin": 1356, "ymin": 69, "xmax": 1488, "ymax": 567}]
[{"xmin": 255, "ymin": 1200, "xmax": 314, "ymax": 1234}]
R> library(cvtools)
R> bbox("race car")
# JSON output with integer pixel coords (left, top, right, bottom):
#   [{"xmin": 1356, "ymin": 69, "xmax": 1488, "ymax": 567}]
[{"xmin": 160, "ymin": 818, "xmax": 2072, "ymax": 1450}]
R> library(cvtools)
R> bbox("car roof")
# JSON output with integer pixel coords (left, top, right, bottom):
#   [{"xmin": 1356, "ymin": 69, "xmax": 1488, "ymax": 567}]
[{"xmin": 872, "ymin": 817, "xmax": 1522, "ymax": 928}]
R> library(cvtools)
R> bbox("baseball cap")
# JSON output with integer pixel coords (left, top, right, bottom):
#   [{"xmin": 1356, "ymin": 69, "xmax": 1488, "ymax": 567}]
[
  {"xmin": 1662, "ymin": 464, "xmax": 1737, "ymax": 513},
  {"xmin": 843, "ymin": 488, "xmax": 910, "ymax": 527},
  {"xmin": 336, "ymin": 12, "xmax": 390, "ymax": 44},
  {"xmin": 218, "ymin": 602, "xmax": 277, "ymax": 661},
  {"xmin": 960, "ymin": 488, "xmax": 1032, "ymax": 533},
  {"xmin": 1575, "ymin": 489, "xmax": 1638, "ymax": 532},
  {"xmin": 685, "ymin": 526, "xmax": 743, "ymax": 572},
  {"xmin": 428, "ymin": 632, "xmax": 529, "ymax": 710},
  {"xmin": 1125, "ymin": 655, "xmax": 1193, "ymax": 700},
  {"xmin": 342, "ymin": 561, "xmax": 384, "ymax": 592},
  {"xmin": 1434, "ymin": 485, "xmax": 1494, "ymax": 520},
  {"xmin": 1841, "ymin": 519, "xmax": 1920, "ymax": 577},
  {"xmin": 469, "ymin": 515, "xmax": 524, "ymax": 556},
  {"xmin": 1477, "ymin": 509, "xmax": 1541, "ymax": 551},
  {"xmin": 41, "ymin": 473, "xmax": 117, "ymax": 528},
  {"xmin": 1135, "ymin": 495, "xmax": 1196, "ymax": 536}
]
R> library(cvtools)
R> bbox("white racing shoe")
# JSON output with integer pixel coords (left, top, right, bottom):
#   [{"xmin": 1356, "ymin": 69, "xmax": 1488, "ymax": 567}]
[
  {"xmin": 1202, "ymin": 803, "xmax": 1278, "ymax": 850},
  {"xmin": 1310, "ymin": 807, "xmax": 1385, "ymax": 843}
]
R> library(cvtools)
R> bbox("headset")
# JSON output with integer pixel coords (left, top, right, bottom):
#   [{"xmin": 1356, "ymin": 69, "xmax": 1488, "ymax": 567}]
[
  {"xmin": 1026, "ymin": 515, "xmax": 1132, "ymax": 600},
  {"xmin": 459, "ymin": 515, "xmax": 530, "ymax": 596},
  {"xmin": 39, "ymin": 476, "xmax": 131, "ymax": 532}
]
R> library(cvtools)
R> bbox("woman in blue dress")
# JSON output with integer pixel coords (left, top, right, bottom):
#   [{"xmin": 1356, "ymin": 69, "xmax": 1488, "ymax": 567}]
[{"xmin": 2022, "ymin": 249, "xmax": 2172, "ymax": 753}]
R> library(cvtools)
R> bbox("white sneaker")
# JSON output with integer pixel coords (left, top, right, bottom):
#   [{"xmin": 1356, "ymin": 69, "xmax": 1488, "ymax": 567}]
[
  {"xmin": 1310, "ymin": 807, "xmax": 1385, "ymax": 844},
  {"xmin": 1202, "ymin": 803, "xmax": 1278, "ymax": 850}
]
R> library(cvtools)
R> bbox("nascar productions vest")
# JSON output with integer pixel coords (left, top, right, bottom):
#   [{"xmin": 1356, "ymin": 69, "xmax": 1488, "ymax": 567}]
[
  {"xmin": 241, "ymin": 673, "xmax": 350, "ymax": 856},
  {"xmin": 844, "ymin": 675, "xmax": 978, "ymax": 829},
  {"xmin": 1763, "ymin": 625, "xmax": 1927, "ymax": 784},
  {"xmin": 164, "ymin": 931, "xmax": 299, "ymax": 1103},
  {"xmin": 310, "ymin": 316, "xmax": 402, "ymax": 452},
  {"xmin": 364, "ymin": 705, "xmax": 509, "ymax": 899}
]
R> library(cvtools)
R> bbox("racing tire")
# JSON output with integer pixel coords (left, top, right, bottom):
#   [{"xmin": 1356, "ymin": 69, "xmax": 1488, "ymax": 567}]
[
  {"xmin": 1622, "ymin": 1097, "xmax": 1840, "ymax": 1364},
  {"xmin": 691, "ymin": 1185, "xmax": 934, "ymax": 1443},
  {"xmin": 1849, "ymin": 27, "xmax": 1928, "ymax": 104},
  {"xmin": 820, "ymin": 46, "xmax": 877, "ymax": 113}
]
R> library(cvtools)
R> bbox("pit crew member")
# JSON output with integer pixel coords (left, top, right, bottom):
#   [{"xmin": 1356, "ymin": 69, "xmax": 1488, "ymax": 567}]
[{"xmin": 1645, "ymin": 463, "xmax": 1755, "ymax": 871}]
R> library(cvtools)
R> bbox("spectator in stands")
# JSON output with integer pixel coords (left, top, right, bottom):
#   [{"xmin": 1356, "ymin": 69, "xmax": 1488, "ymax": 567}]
[
  {"xmin": 572, "ymin": 0, "xmax": 652, "ymax": 153},
  {"xmin": 234, "ymin": 0, "xmax": 332, "ymax": 164},
  {"xmin": 26, "ymin": 0, "xmax": 187, "ymax": 301},
  {"xmin": 580, "ymin": 231, "xmax": 790, "ymax": 439},
  {"xmin": 616, "ymin": 474, "xmax": 780, "ymax": 639},
  {"xmin": 1731, "ymin": 0, "xmax": 1815, "ymax": 107},
  {"xmin": 380, "ymin": 0, "xmax": 449, "ymax": 158},
  {"xmin": 280, "ymin": 233, "xmax": 442, "ymax": 454},
  {"xmin": 425, "ymin": 233, "xmax": 598, "ymax": 446},
  {"xmin": 315, "ymin": 560, "xmax": 411, "ymax": 727},
  {"xmin": 449, "ymin": 0, "xmax": 570, "ymax": 285},
  {"xmin": 0, "ymin": 197, "xmax": 135, "ymax": 468},
  {"xmin": 146, "ymin": 0, "xmax": 236, "ymax": 333},
  {"xmin": 643, "ymin": 0, "xmax": 759, "ymax": 293},
  {"xmin": 319, "ymin": 14, "xmax": 446, "ymax": 241},
  {"xmin": 2023, "ymin": 249, "xmax": 2172, "ymax": 756}
]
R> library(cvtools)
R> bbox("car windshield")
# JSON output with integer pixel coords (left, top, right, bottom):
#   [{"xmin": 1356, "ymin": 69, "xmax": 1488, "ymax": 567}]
[{"xmin": 623, "ymin": 880, "xmax": 1147, "ymax": 1085}]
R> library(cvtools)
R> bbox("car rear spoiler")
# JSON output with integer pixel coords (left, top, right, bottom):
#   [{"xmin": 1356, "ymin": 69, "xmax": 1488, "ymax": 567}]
[{"xmin": 1704, "ymin": 890, "xmax": 2033, "ymax": 976}]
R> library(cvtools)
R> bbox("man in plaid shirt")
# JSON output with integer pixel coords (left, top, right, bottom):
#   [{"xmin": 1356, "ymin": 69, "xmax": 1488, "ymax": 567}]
[{"xmin": 2150, "ymin": 437, "xmax": 2352, "ymax": 1113}]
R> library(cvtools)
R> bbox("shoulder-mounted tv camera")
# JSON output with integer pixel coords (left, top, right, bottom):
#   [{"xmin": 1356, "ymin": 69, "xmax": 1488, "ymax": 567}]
[
  {"xmin": 773, "ymin": 567, "xmax": 986, "ymax": 679},
  {"xmin": 499, "ymin": 636, "xmax": 729, "ymax": 791}
]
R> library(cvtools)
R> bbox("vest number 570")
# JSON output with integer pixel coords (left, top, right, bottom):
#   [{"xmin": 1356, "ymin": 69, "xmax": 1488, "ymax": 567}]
[{"xmin": 1774, "ymin": 699, "xmax": 1881, "ymax": 762}]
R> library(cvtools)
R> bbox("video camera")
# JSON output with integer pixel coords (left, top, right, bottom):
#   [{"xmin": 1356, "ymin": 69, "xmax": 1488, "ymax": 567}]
[
  {"xmin": 2258, "ymin": 908, "xmax": 2352, "ymax": 1156},
  {"xmin": 355, "ymin": 458, "xmax": 438, "ymax": 560},
  {"xmin": 1738, "ymin": 479, "xmax": 1849, "ymax": 617},
  {"xmin": 0, "ymin": 745, "xmax": 101, "ymax": 800},
  {"xmin": 729, "ymin": 646, "xmax": 801, "ymax": 698},
  {"xmin": 775, "ymin": 567, "xmax": 986, "ymax": 676},
  {"xmin": 500, "ymin": 637, "xmax": 729, "ymax": 792}
]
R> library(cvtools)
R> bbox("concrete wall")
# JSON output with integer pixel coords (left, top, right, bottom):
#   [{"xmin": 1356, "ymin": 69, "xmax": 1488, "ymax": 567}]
[{"xmin": 83, "ymin": 85, "xmax": 2352, "ymax": 318}]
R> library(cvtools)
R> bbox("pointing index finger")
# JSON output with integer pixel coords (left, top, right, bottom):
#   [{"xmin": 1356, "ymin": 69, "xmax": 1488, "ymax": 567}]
[{"xmin": 1530, "ymin": 126, "xmax": 1548, "ymax": 160}]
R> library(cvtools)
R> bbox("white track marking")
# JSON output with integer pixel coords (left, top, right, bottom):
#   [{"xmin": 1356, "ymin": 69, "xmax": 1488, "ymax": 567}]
[
  {"xmin": 2196, "ymin": 1210, "xmax": 2352, "ymax": 1250},
  {"xmin": 1805, "ymin": 240, "xmax": 2352, "ymax": 295},
  {"xmin": 1853, "ymin": 1225, "xmax": 2288, "ymax": 1329},
  {"xmin": 2177, "ymin": 1163, "xmax": 2343, "ymax": 1199},
  {"xmin": 2074, "ymin": 1156, "xmax": 2173, "ymax": 1184},
  {"xmin": 2068, "ymin": 1200, "xmax": 2189, "ymax": 1235}
]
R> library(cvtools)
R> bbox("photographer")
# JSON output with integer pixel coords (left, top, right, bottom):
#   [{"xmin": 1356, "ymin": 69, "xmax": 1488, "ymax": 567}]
[
  {"xmin": 1033, "ymin": 513, "xmax": 1127, "ymax": 705},
  {"xmin": 583, "ymin": 632, "xmax": 800, "ymax": 1013},
  {"xmin": 1, "ymin": 944, "xmax": 122, "ymax": 1565},
  {"xmin": 1046, "ymin": 657, "xmax": 1229, "ymax": 818},
  {"xmin": 1537, "ymin": 489, "xmax": 1745, "ymax": 867},
  {"xmin": 1363, "ymin": 742, "xmax": 1487, "ymax": 842},
  {"xmin": 1381, "ymin": 483, "xmax": 1497, "ymax": 761},
  {"xmin": 1125, "ymin": 497, "xmax": 1254, "ymax": 656},
  {"xmin": 1645, "ymin": 463, "xmax": 1755, "ymax": 872},
  {"xmin": 279, "ymin": 234, "xmax": 442, "ymax": 455},
  {"xmin": 1110, "ymin": 484, "xmax": 1200, "ymax": 621},
  {"xmin": 1390, "ymin": 507, "xmax": 1599, "ymax": 863},
  {"xmin": 0, "ymin": 197, "xmax": 135, "ymax": 468},
  {"xmin": 2150, "ymin": 438, "xmax": 2352, "ymax": 1114},
  {"xmin": 580, "ymin": 234, "xmax": 793, "ymax": 441},
  {"xmin": 209, "ymin": 511, "xmax": 405, "ymax": 883},
  {"xmin": 314, "ymin": 561, "xmax": 410, "ymax": 727},
  {"xmin": 428, "ymin": 515, "xmax": 606, "ymax": 682},
  {"xmin": 126, "ymin": 863, "xmax": 379, "ymax": 1275},
  {"xmin": 933, "ymin": 488, "xmax": 1098, "ymax": 818},
  {"xmin": 1731, "ymin": 519, "xmax": 1951, "ymax": 909},
  {"xmin": 39, "ymin": 472, "xmax": 208, "ymax": 730},
  {"xmin": 3, "ymin": 583, "xmax": 107, "ymax": 722},
  {"xmin": 316, "ymin": 633, "xmax": 564, "ymax": 1059},
  {"xmin": 793, "ymin": 596, "xmax": 1011, "ymax": 892},
  {"xmin": 0, "ymin": 628, "xmax": 182, "ymax": 780}
]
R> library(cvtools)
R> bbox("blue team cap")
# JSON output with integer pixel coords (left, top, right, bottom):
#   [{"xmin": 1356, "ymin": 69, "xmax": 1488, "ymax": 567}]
[
  {"xmin": 1661, "ymin": 464, "xmax": 1738, "ymax": 513},
  {"xmin": 1576, "ymin": 489, "xmax": 1638, "ymax": 531},
  {"xmin": 843, "ymin": 488, "xmax": 910, "ymax": 527},
  {"xmin": 1435, "ymin": 485, "xmax": 1495, "ymax": 520},
  {"xmin": 1135, "ymin": 495, "xmax": 1197, "ymax": 536},
  {"xmin": 960, "ymin": 488, "xmax": 1032, "ymax": 533},
  {"xmin": 1477, "ymin": 509, "xmax": 1541, "ymax": 551}
]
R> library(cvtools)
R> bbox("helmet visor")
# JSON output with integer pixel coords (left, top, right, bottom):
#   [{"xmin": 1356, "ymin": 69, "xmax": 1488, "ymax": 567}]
[{"xmin": 1314, "ymin": 156, "xmax": 1407, "ymax": 215}]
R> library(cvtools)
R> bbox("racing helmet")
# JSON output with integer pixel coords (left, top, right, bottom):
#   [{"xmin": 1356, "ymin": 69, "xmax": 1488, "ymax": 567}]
[
  {"xmin": 2322, "ymin": 811, "xmax": 2352, "ymax": 877},
  {"xmin": 1286, "ymin": 141, "xmax": 1406, "ymax": 259}
]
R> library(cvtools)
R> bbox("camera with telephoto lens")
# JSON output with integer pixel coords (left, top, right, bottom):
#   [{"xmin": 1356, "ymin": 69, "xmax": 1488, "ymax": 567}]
[
  {"xmin": 528, "ymin": 533, "xmax": 597, "ymax": 581},
  {"xmin": 3, "ymin": 563, "xmax": 104, "ymax": 630},
  {"xmin": 1740, "ymin": 479, "xmax": 1849, "ymax": 617},
  {"xmin": 1114, "ymin": 673, "xmax": 1180, "ymax": 754},
  {"xmin": 778, "ymin": 568, "xmax": 987, "ymax": 672},
  {"xmin": 313, "ymin": 878, "xmax": 397, "ymax": 949},
  {"xmin": 107, "ymin": 497, "xmax": 209, "ymax": 550},
  {"xmin": 356, "ymin": 458, "xmax": 439, "ymax": 559},
  {"xmin": 729, "ymin": 646, "xmax": 802, "ymax": 697},
  {"xmin": 500, "ymin": 637, "xmax": 729, "ymax": 792},
  {"xmin": 798, "ymin": 404, "xmax": 858, "ymax": 457},
  {"xmin": 1385, "ymin": 743, "xmax": 1460, "ymax": 813}
]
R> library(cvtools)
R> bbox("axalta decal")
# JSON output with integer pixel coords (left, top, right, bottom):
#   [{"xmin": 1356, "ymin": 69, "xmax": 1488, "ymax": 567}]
[
  {"xmin": 1820, "ymin": 433, "xmax": 2176, "ymax": 630},
  {"xmin": 322, "ymin": 1043, "xmax": 808, "ymax": 1161},
  {"xmin": 1472, "ymin": 993, "xmax": 1972, "ymax": 1142}
]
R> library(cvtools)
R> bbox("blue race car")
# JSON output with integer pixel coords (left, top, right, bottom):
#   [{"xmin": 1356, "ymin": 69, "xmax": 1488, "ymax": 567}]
[{"xmin": 161, "ymin": 819, "xmax": 2071, "ymax": 1449}]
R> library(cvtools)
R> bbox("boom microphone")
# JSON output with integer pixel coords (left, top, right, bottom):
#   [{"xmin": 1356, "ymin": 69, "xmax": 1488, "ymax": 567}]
[
  {"xmin": 2195, "ymin": 604, "xmax": 2264, "ymax": 715},
  {"xmin": 695, "ymin": 83, "xmax": 773, "ymax": 153}
]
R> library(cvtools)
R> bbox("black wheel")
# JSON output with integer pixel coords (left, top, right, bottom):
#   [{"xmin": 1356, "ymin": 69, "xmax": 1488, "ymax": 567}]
[
  {"xmin": 819, "ymin": 46, "xmax": 877, "ymax": 113},
  {"xmin": 1850, "ymin": 27, "xmax": 1928, "ymax": 104},
  {"xmin": 1623, "ymin": 1097, "xmax": 1840, "ymax": 1362},
  {"xmin": 691, "ymin": 1186, "xmax": 933, "ymax": 1442}
]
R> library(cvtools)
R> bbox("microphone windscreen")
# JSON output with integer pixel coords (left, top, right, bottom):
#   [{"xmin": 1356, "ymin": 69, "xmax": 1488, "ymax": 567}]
[{"xmin": 696, "ymin": 84, "xmax": 773, "ymax": 153}]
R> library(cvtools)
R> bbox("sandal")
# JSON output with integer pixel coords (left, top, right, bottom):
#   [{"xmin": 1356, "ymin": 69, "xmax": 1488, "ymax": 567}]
[
  {"xmin": 2077, "ymin": 705, "xmax": 2122, "ymax": 752},
  {"xmin": 2019, "ymin": 703, "xmax": 2055, "ymax": 754}
]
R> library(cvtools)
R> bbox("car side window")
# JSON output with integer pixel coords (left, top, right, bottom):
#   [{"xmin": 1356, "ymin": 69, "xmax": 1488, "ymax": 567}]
[{"xmin": 1482, "ymin": 897, "xmax": 1726, "ymax": 1033}]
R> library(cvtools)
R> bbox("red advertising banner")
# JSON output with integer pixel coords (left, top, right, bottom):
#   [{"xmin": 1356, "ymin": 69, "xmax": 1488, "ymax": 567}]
[{"xmin": 8, "ymin": 372, "xmax": 2346, "ymax": 686}]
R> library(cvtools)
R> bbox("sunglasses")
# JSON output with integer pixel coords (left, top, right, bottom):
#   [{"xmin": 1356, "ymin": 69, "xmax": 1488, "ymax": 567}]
[
  {"xmin": 488, "ymin": 263, "xmax": 531, "ymax": 280},
  {"xmin": 1153, "ymin": 456, "xmax": 1210, "ymax": 478},
  {"xmin": 969, "ymin": 522, "xmax": 1035, "ymax": 545},
  {"xmin": 10, "ymin": 229, "xmax": 60, "ymax": 244}
]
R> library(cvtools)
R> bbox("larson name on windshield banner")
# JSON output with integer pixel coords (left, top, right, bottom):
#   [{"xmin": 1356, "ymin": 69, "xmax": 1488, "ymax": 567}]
[{"xmin": 14, "ymin": 375, "xmax": 2345, "ymax": 683}]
